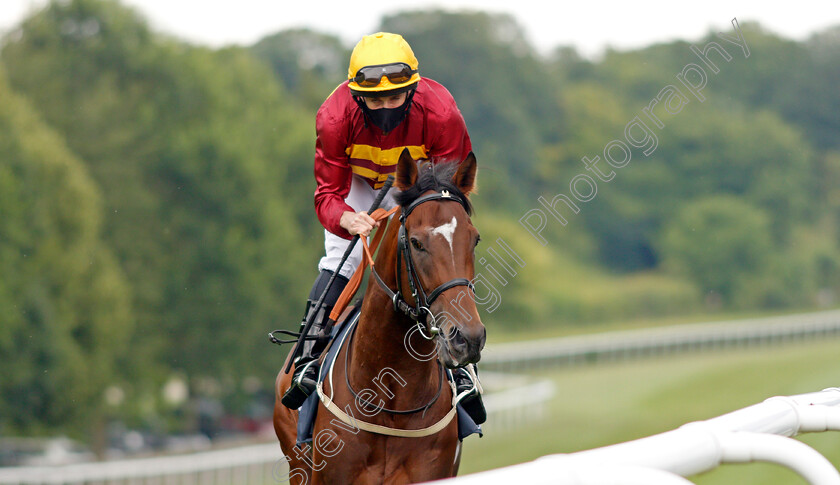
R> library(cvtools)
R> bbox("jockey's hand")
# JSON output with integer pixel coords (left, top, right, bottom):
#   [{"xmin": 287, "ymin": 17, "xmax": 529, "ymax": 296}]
[{"xmin": 340, "ymin": 210, "xmax": 379, "ymax": 237}]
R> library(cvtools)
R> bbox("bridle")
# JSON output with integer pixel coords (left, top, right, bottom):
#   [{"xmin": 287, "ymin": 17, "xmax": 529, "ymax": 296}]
[{"xmin": 370, "ymin": 189, "xmax": 476, "ymax": 340}]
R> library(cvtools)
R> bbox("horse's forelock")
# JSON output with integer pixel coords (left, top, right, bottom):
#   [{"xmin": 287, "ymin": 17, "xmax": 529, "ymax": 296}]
[{"xmin": 394, "ymin": 161, "xmax": 473, "ymax": 216}]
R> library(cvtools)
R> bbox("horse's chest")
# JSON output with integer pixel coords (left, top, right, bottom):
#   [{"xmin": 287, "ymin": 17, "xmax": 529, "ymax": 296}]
[{"xmin": 313, "ymin": 428, "xmax": 458, "ymax": 484}]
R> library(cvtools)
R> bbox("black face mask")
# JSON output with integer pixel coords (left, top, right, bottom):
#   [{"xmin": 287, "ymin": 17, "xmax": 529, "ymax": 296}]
[
  {"xmin": 356, "ymin": 89, "xmax": 416, "ymax": 134},
  {"xmin": 367, "ymin": 105, "xmax": 409, "ymax": 134}
]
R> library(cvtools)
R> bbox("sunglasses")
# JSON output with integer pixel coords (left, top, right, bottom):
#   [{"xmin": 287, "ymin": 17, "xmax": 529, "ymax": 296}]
[{"xmin": 353, "ymin": 63, "xmax": 418, "ymax": 88}]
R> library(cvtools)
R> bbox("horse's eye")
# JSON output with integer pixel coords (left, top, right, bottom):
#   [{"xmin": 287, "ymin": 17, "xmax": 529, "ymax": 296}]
[{"xmin": 411, "ymin": 238, "xmax": 424, "ymax": 251}]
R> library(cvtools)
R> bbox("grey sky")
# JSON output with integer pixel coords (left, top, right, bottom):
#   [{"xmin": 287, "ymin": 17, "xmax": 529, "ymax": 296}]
[{"xmin": 2, "ymin": 0, "xmax": 839, "ymax": 57}]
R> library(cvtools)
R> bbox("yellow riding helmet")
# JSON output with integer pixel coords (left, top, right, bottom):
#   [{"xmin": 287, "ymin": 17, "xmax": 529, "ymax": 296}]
[{"xmin": 348, "ymin": 32, "xmax": 421, "ymax": 96}]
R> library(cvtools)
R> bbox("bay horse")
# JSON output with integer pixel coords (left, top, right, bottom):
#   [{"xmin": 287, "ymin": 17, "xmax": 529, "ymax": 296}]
[{"xmin": 273, "ymin": 149, "xmax": 486, "ymax": 484}]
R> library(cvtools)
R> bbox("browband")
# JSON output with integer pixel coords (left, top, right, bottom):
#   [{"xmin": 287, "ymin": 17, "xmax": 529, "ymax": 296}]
[{"xmin": 400, "ymin": 189, "xmax": 468, "ymax": 222}]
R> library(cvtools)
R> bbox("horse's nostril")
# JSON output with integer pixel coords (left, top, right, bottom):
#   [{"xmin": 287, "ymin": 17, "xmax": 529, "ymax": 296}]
[{"xmin": 449, "ymin": 327, "xmax": 468, "ymax": 351}]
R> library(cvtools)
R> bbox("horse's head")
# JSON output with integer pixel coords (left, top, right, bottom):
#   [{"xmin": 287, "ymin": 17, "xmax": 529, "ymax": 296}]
[{"xmin": 393, "ymin": 149, "xmax": 486, "ymax": 368}]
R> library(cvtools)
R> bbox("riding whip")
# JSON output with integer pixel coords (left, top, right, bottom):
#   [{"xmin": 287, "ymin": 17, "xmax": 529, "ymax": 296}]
[{"xmin": 282, "ymin": 175, "xmax": 394, "ymax": 373}]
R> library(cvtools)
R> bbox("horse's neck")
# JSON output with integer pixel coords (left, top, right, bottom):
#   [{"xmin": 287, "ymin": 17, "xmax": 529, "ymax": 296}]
[{"xmin": 350, "ymin": 216, "xmax": 440, "ymax": 399}]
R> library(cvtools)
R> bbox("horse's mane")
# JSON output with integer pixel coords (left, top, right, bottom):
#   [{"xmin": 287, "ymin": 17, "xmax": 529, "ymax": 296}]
[{"xmin": 394, "ymin": 161, "xmax": 473, "ymax": 216}]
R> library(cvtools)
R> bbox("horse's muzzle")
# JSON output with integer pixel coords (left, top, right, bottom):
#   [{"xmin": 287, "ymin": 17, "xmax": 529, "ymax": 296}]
[{"xmin": 440, "ymin": 322, "xmax": 486, "ymax": 368}]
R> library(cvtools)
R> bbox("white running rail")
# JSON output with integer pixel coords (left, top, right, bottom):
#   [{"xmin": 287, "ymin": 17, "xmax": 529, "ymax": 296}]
[
  {"xmin": 481, "ymin": 309, "xmax": 840, "ymax": 372},
  {"xmin": 0, "ymin": 442, "xmax": 283, "ymax": 484},
  {"xmin": 0, "ymin": 379, "xmax": 554, "ymax": 484},
  {"xmin": 432, "ymin": 387, "xmax": 840, "ymax": 485}
]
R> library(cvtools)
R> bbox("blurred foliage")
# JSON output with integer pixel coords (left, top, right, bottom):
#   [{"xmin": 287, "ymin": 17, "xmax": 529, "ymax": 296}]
[
  {"xmin": 251, "ymin": 28, "xmax": 349, "ymax": 110},
  {"xmin": 1, "ymin": 0, "xmax": 318, "ymax": 443},
  {"xmin": 1, "ymin": 0, "xmax": 839, "ymax": 443},
  {"xmin": 380, "ymin": 10, "xmax": 566, "ymax": 211},
  {"xmin": 0, "ymin": 68, "xmax": 131, "ymax": 437},
  {"xmin": 660, "ymin": 196, "xmax": 773, "ymax": 307}
]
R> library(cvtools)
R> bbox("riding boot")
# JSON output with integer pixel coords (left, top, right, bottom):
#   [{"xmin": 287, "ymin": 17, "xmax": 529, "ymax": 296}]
[
  {"xmin": 453, "ymin": 364, "xmax": 487, "ymax": 425},
  {"xmin": 281, "ymin": 269, "xmax": 349, "ymax": 410}
]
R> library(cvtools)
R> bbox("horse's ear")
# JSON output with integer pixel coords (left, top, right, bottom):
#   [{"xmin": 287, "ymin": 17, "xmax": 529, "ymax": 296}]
[
  {"xmin": 452, "ymin": 152, "xmax": 477, "ymax": 195},
  {"xmin": 396, "ymin": 148, "xmax": 418, "ymax": 190}
]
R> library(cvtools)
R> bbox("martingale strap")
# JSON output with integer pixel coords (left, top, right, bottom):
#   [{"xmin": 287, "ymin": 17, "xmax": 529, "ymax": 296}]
[
  {"xmin": 343, "ymin": 315, "xmax": 446, "ymax": 415},
  {"xmin": 316, "ymin": 317, "xmax": 466, "ymax": 438}
]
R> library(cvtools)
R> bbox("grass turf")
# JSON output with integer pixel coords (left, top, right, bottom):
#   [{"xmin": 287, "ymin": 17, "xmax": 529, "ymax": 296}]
[{"xmin": 458, "ymin": 338, "xmax": 840, "ymax": 483}]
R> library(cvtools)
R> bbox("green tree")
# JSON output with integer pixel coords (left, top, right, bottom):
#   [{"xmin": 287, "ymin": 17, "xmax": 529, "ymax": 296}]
[
  {"xmin": 778, "ymin": 26, "xmax": 840, "ymax": 152},
  {"xmin": 251, "ymin": 28, "xmax": 349, "ymax": 110},
  {"xmin": 1, "ymin": 0, "xmax": 319, "ymax": 411},
  {"xmin": 659, "ymin": 196, "xmax": 773, "ymax": 306},
  {"xmin": 0, "ymin": 69, "xmax": 132, "ymax": 441},
  {"xmin": 574, "ymin": 104, "xmax": 814, "ymax": 271},
  {"xmin": 379, "ymin": 10, "xmax": 566, "ymax": 212}
]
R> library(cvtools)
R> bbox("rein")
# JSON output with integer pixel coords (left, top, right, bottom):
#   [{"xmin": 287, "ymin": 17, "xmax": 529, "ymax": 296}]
[{"xmin": 316, "ymin": 315, "xmax": 463, "ymax": 438}]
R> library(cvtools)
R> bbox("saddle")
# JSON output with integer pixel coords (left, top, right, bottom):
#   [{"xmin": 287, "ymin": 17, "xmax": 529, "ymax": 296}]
[{"xmin": 296, "ymin": 301, "xmax": 361, "ymax": 447}]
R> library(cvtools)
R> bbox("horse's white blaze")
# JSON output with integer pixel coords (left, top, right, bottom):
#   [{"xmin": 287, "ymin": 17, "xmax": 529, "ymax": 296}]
[{"xmin": 431, "ymin": 216, "xmax": 458, "ymax": 251}]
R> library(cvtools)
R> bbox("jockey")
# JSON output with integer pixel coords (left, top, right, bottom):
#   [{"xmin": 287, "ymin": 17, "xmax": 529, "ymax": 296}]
[{"xmin": 282, "ymin": 32, "xmax": 486, "ymax": 424}]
